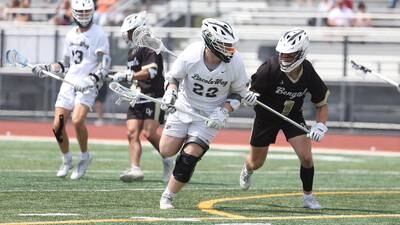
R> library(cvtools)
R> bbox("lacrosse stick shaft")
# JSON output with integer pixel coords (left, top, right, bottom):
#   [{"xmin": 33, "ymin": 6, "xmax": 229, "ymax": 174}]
[
  {"xmin": 256, "ymin": 100, "xmax": 310, "ymax": 133},
  {"xmin": 34, "ymin": 66, "xmax": 76, "ymax": 87},
  {"xmin": 137, "ymin": 93, "xmax": 210, "ymax": 122},
  {"xmin": 370, "ymin": 71, "xmax": 399, "ymax": 87}
]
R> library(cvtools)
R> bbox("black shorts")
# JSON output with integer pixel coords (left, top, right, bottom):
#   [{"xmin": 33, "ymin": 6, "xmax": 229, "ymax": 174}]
[
  {"xmin": 95, "ymin": 83, "xmax": 108, "ymax": 103},
  {"xmin": 250, "ymin": 113, "xmax": 307, "ymax": 147},
  {"xmin": 127, "ymin": 101, "xmax": 165, "ymax": 124}
]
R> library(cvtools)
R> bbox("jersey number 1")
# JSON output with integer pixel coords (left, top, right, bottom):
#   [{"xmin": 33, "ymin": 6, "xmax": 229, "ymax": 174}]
[{"xmin": 282, "ymin": 100, "xmax": 295, "ymax": 116}]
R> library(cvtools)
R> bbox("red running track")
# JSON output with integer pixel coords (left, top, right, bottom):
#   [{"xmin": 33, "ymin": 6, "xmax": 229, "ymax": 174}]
[{"xmin": 0, "ymin": 120, "xmax": 399, "ymax": 152}]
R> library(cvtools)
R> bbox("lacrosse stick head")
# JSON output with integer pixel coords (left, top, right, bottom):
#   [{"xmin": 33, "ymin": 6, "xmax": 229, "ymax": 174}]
[
  {"xmin": 351, "ymin": 60, "xmax": 371, "ymax": 79},
  {"xmin": 109, "ymin": 82, "xmax": 140, "ymax": 107},
  {"xmin": 5, "ymin": 49, "xmax": 29, "ymax": 68}
]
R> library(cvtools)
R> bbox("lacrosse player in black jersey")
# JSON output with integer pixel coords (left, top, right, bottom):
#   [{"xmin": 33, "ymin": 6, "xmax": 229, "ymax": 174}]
[
  {"xmin": 112, "ymin": 11, "xmax": 174, "ymax": 183},
  {"xmin": 241, "ymin": 28, "xmax": 330, "ymax": 209}
]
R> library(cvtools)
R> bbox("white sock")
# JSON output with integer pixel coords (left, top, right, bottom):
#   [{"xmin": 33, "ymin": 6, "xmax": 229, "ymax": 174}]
[
  {"xmin": 162, "ymin": 187, "xmax": 176, "ymax": 199},
  {"xmin": 244, "ymin": 164, "xmax": 253, "ymax": 174},
  {"xmin": 80, "ymin": 151, "xmax": 89, "ymax": 160},
  {"xmin": 62, "ymin": 152, "xmax": 72, "ymax": 164},
  {"xmin": 131, "ymin": 165, "xmax": 140, "ymax": 170}
]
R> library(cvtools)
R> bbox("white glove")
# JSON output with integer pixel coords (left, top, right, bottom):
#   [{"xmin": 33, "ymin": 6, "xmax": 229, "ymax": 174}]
[
  {"xmin": 74, "ymin": 76, "xmax": 96, "ymax": 93},
  {"xmin": 242, "ymin": 91, "xmax": 259, "ymax": 106},
  {"xmin": 113, "ymin": 70, "xmax": 133, "ymax": 83},
  {"xmin": 161, "ymin": 88, "xmax": 177, "ymax": 113},
  {"xmin": 309, "ymin": 122, "xmax": 328, "ymax": 142},
  {"xmin": 205, "ymin": 107, "xmax": 229, "ymax": 129},
  {"xmin": 32, "ymin": 64, "xmax": 51, "ymax": 78}
]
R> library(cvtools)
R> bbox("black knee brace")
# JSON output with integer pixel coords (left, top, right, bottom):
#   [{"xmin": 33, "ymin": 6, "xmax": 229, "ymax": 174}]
[
  {"xmin": 173, "ymin": 151, "xmax": 200, "ymax": 183},
  {"xmin": 52, "ymin": 115, "xmax": 64, "ymax": 144},
  {"xmin": 182, "ymin": 136, "xmax": 209, "ymax": 152}
]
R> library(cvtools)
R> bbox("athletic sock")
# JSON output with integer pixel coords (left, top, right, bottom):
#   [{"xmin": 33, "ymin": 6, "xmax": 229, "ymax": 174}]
[
  {"xmin": 80, "ymin": 151, "xmax": 89, "ymax": 161},
  {"xmin": 63, "ymin": 152, "xmax": 72, "ymax": 164},
  {"xmin": 162, "ymin": 187, "xmax": 176, "ymax": 199},
  {"xmin": 300, "ymin": 166, "xmax": 314, "ymax": 192}
]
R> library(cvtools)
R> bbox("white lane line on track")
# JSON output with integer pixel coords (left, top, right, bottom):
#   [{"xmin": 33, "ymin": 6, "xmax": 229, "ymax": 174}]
[{"xmin": 1, "ymin": 135, "xmax": 399, "ymax": 156}]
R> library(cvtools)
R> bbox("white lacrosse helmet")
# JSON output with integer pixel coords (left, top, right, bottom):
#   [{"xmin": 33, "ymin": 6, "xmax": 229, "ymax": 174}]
[
  {"xmin": 276, "ymin": 28, "xmax": 309, "ymax": 73},
  {"xmin": 71, "ymin": 0, "xmax": 94, "ymax": 28},
  {"xmin": 121, "ymin": 11, "xmax": 147, "ymax": 48},
  {"xmin": 201, "ymin": 18, "xmax": 239, "ymax": 63}
]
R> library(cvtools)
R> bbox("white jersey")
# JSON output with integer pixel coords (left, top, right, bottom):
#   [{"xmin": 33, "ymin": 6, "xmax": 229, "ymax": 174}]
[
  {"xmin": 63, "ymin": 24, "xmax": 109, "ymax": 82},
  {"xmin": 166, "ymin": 42, "xmax": 249, "ymax": 112}
]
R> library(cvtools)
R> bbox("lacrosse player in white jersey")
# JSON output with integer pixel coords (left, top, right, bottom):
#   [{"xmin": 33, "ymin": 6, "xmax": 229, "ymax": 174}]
[
  {"xmin": 31, "ymin": 0, "xmax": 110, "ymax": 180},
  {"xmin": 158, "ymin": 18, "xmax": 258, "ymax": 209}
]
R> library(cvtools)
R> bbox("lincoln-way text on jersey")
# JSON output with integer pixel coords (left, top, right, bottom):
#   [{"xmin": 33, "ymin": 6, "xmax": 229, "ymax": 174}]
[{"xmin": 191, "ymin": 74, "xmax": 228, "ymax": 87}]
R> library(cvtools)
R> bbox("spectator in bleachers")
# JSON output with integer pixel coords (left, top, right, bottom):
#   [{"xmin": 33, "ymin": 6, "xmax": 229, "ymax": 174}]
[
  {"xmin": 353, "ymin": 1, "xmax": 372, "ymax": 27},
  {"xmin": 316, "ymin": 0, "xmax": 334, "ymax": 26},
  {"xmin": 15, "ymin": 0, "xmax": 31, "ymax": 22},
  {"xmin": 94, "ymin": 0, "xmax": 116, "ymax": 26},
  {"xmin": 327, "ymin": 0, "xmax": 354, "ymax": 27},
  {"xmin": 53, "ymin": 0, "xmax": 72, "ymax": 25},
  {"xmin": 344, "ymin": 0, "xmax": 353, "ymax": 9}
]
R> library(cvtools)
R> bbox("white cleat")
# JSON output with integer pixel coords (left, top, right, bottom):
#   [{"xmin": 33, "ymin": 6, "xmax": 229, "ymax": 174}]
[
  {"xmin": 162, "ymin": 157, "xmax": 174, "ymax": 184},
  {"xmin": 239, "ymin": 164, "xmax": 253, "ymax": 190},
  {"xmin": 70, "ymin": 155, "xmax": 92, "ymax": 180},
  {"xmin": 56, "ymin": 163, "xmax": 73, "ymax": 178},
  {"xmin": 119, "ymin": 167, "xmax": 144, "ymax": 182},
  {"xmin": 303, "ymin": 194, "xmax": 321, "ymax": 209},
  {"xmin": 160, "ymin": 194, "xmax": 174, "ymax": 210}
]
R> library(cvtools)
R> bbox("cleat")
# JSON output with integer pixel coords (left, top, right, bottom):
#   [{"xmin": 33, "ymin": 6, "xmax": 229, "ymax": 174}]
[
  {"xmin": 303, "ymin": 194, "xmax": 321, "ymax": 209},
  {"xmin": 239, "ymin": 164, "xmax": 253, "ymax": 190},
  {"xmin": 160, "ymin": 194, "xmax": 174, "ymax": 209},
  {"xmin": 56, "ymin": 163, "xmax": 73, "ymax": 178},
  {"xmin": 162, "ymin": 157, "xmax": 174, "ymax": 184},
  {"xmin": 70, "ymin": 154, "xmax": 92, "ymax": 180},
  {"xmin": 119, "ymin": 167, "xmax": 144, "ymax": 182}
]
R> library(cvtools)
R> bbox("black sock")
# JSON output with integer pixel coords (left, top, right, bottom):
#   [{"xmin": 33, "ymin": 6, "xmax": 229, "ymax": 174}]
[{"xmin": 300, "ymin": 166, "xmax": 314, "ymax": 192}]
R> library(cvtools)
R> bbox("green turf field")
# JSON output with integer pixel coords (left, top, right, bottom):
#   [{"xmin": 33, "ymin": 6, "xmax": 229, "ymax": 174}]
[{"xmin": 0, "ymin": 139, "xmax": 399, "ymax": 225}]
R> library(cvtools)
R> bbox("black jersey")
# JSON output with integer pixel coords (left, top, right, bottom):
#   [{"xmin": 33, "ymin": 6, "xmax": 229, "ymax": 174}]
[
  {"xmin": 250, "ymin": 55, "xmax": 329, "ymax": 119},
  {"xmin": 127, "ymin": 47, "xmax": 164, "ymax": 97}
]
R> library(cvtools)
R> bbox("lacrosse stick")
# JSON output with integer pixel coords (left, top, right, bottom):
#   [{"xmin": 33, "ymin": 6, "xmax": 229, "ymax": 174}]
[
  {"xmin": 5, "ymin": 49, "xmax": 90, "ymax": 90},
  {"xmin": 132, "ymin": 26, "xmax": 177, "ymax": 57},
  {"xmin": 256, "ymin": 100, "xmax": 310, "ymax": 134},
  {"xmin": 351, "ymin": 60, "xmax": 400, "ymax": 92},
  {"xmin": 109, "ymin": 82, "xmax": 211, "ymax": 122}
]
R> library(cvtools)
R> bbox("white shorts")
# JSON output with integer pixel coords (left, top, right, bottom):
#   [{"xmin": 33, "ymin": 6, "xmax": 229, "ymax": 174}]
[
  {"xmin": 162, "ymin": 102, "xmax": 218, "ymax": 144},
  {"xmin": 55, "ymin": 82, "xmax": 98, "ymax": 111}
]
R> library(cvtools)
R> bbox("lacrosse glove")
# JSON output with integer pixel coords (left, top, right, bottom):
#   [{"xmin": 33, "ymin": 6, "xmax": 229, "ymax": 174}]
[
  {"xmin": 74, "ymin": 76, "xmax": 96, "ymax": 93},
  {"xmin": 161, "ymin": 88, "xmax": 177, "ymax": 113},
  {"xmin": 206, "ymin": 107, "xmax": 229, "ymax": 129},
  {"xmin": 242, "ymin": 91, "xmax": 259, "ymax": 106},
  {"xmin": 309, "ymin": 122, "xmax": 328, "ymax": 142},
  {"xmin": 32, "ymin": 64, "xmax": 51, "ymax": 78},
  {"xmin": 113, "ymin": 70, "xmax": 134, "ymax": 83}
]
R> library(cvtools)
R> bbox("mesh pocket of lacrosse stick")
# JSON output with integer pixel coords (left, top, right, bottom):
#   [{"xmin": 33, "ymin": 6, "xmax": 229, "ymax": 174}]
[
  {"xmin": 109, "ymin": 82, "xmax": 140, "ymax": 107},
  {"xmin": 132, "ymin": 26, "xmax": 177, "ymax": 57},
  {"xmin": 5, "ymin": 49, "xmax": 29, "ymax": 68}
]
